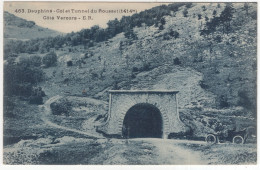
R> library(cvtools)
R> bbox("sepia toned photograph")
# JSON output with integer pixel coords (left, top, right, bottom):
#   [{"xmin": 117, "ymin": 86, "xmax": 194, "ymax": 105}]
[{"xmin": 2, "ymin": 1, "xmax": 257, "ymax": 165}]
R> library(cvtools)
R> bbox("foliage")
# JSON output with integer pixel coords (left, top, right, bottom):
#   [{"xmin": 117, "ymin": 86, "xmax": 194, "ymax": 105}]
[
  {"xmin": 163, "ymin": 29, "xmax": 180, "ymax": 40},
  {"xmin": 4, "ymin": 61, "xmax": 45, "ymax": 97},
  {"xmin": 42, "ymin": 52, "xmax": 57, "ymax": 67},
  {"xmin": 202, "ymin": 5, "xmax": 206, "ymax": 11},
  {"xmin": 200, "ymin": 3, "xmax": 235, "ymax": 35},
  {"xmin": 198, "ymin": 14, "xmax": 202, "ymax": 20},
  {"xmin": 173, "ymin": 57, "xmax": 181, "ymax": 65},
  {"xmin": 29, "ymin": 55, "xmax": 42, "ymax": 67},
  {"xmin": 50, "ymin": 98, "xmax": 72, "ymax": 116},
  {"xmin": 3, "ymin": 96, "xmax": 16, "ymax": 118},
  {"xmin": 29, "ymin": 96, "xmax": 43, "ymax": 105},
  {"xmin": 169, "ymin": 29, "xmax": 180, "ymax": 38},
  {"xmin": 237, "ymin": 90, "xmax": 256, "ymax": 115},
  {"xmin": 183, "ymin": 8, "xmax": 188, "ymax": 17},
  {"xmin": 124, "ymin": 27, "xmax": 137, "ymax": 40},
  {"xmin": 67, "ymin": 61, "xmax": 73, "ymax": 66},
  {"xmin": 19, "ymin": 55, "xmax": 42, "ymax": 67}
]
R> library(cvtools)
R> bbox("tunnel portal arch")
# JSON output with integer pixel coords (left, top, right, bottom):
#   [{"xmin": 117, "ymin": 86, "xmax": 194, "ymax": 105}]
[
  {"xmin": 122, "ymin": 103, "xmax": 163, "ymax": 138},
  {"xmin": 98, "ymin": 90, "xmax": 187, "ymax": 139}
]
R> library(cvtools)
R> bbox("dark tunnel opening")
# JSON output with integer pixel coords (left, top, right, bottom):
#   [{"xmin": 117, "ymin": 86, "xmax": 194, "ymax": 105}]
[{"xmin": 122, "ymin": 103, "xmax": 163, "ymax": 138}]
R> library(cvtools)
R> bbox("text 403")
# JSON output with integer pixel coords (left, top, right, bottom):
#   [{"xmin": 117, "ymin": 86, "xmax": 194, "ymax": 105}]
[{"xmin": 15, "ymin": 9, "xmax": 25, "ymax": 13}]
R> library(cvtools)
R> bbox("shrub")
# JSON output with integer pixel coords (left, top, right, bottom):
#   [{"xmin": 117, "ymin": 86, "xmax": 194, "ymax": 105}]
[
  {"xmin": 198, "ymin": 14, "xmax": 202, "ymax": 20},
  {"xmin": 185, "ymin": 3, "xmax": 192, "ymax": 8},
  {"xmin": 15, "ymin": 83, "xmax": 34, "ymax": 96},
  {"xmin": 91, "ymin": 72, "xmax": 99, "ymax": 79},
  {"xmin": 237, "ymin": 90, "xmax": 256, "ymax": 114},
  {"xmin": 3, "ymin": 97, "xmax": 16, "ymax": 118},
  {"xmin": 213, "ymin": 10, "xmax": 217, "ymax": 16},
  {"xmin": 219, "ymin": 95, "xmax": 229, "ymax": 108},
  {"xmin": 215, "ymin": 35, "xmax": 222, "ymax": 43},
  {"xmin": 183, "ymin": 8, "xmax": 188, "ymax": 17},
  {"xmin": 202, "ymin": 5, "xmax": 206, "ymax": 11},
  {"xmin": 131, "ymin": 73, "xmax": 136, "ymax": 79},
  {"xmin": 132, "ymin": 67, "xmax": 139, "ymax": 72},
  {"xmin": 199, "ymin": 80, "xmax": 209, "ymax": 89},
  {"xmin": 29, "ymin": 95, "xmax": 43, "ymax": 105},
  {"xmin": 67, "ymin": 61, "xmax": 73, "ymax": 66},
  {"xmin": 4, "ymin": 61, "xmax": 45, "ymax": 97},
  {"xmin": 159, "ymin": 25, "xmax": 164, "ymax": 30},
  {"xmin": 29, "ymin": 55, "xmax": 42, "ymax": 67},
  {"xmin": 50, "ymin": 98, "xmax": 72, "ymax": 116},
  {"xmin": 19, "ymin": 55, "xmax": 42, "ymax": 67},
  {"xmin": 32, "ymin": 86, "xmax": 46, "ymax": 97},
  {"xmin": 142, "ymin": 63, "xmax": 152, "ymax": 71},
  {"xmin": 174, "ymin": 57, "xmax": 181, "ymax": 65},
  {"xmin": 251, "ymin": 11, "xmax": 257, "ymax": 20},
  {"xmin": 42, "ymin": 52, "xmax": 57, "ymax": 67},
  {"xmin": 169, "ymin": 29, "xmax": 180, "ymax": 38}
]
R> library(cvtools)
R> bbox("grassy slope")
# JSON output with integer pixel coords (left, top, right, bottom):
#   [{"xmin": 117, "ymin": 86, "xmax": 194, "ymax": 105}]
[{"xmin": 4, "ymin": 11, "xmax": 62, "ymax": 41}]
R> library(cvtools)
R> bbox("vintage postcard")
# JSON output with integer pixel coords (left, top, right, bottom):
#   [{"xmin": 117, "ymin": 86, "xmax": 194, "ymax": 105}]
[{"xmin": 1, "ymin": 0, "xmax": 258, "ymax": 166}]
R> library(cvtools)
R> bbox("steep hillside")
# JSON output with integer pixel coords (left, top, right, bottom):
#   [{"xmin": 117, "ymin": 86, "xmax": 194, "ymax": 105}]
[{"xmin": 4, "ymin": 11, "xmax": 62, "ymax": 41}]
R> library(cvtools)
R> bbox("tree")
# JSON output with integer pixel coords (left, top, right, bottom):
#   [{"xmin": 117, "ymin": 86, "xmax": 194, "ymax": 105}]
[
  {"xmin": 42, "ymin": 51, "xmax": 57, "ymax": 67},
  {"xmin": 243, "ymin": 3, "xmax": 249, "ymax": 16},
  {"xmin": 183, "ymin": 8, "xmax": 188, "ymax": 17},
  {"xmin": 29, "ymin": 55, "xmax": 42, "ymax": 67},
  {"xmin": 4, "ymin": 62, "xmax": 44, "ymax": 97},
  {"xmin": 198, "ymin": 14, "xmax": 202, "ymax": 20},
  {"xmin": 213, "ymin": 10, "xmax": 217, "ymax": 16},
  {"xmin": 159, "ymin": 18, "xmax": 166, "ymax": 30},
  {"xmin": 106, "ymin": 18, "xmax": 122, "ymax": 38},
  {"xmin": 202, "ymin": 5, "xmax": 206, "ymax": 11},
  {"xmin": 220, "ymin": 3, "xmax": 235, "ymax": 34},
  {"xmin": 174, "ymin": 57, "xmax": 181, "ymax": 65},
  {"xmin": 124, "ymin": 27, "xmax": 137, "ymax": 40}
]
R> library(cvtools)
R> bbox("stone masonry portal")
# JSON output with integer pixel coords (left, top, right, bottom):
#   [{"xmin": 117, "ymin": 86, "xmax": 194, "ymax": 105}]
[{"xmin": 98, "ymin": 90, "xmax": 187, "ymax": 139}]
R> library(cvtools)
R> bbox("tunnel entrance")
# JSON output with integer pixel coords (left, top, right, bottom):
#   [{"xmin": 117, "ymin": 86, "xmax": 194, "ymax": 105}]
[{"xmin": 122, "ymin": 103, "xmax": 163, "ymax": 138}]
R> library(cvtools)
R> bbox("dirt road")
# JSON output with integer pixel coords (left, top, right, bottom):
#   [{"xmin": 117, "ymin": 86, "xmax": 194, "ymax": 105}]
[
  {"xmin": 141, "ymin": 138, "xmax": 207, "ymax": 164},
  {"xmin": 88, "ymin": 138, "xmax": 208, "ymax": 165}
]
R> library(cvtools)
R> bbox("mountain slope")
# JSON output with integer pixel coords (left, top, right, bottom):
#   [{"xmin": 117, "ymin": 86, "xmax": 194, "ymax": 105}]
[{"xmin": 4, "ymin": 11, "xmax": 62, "ymax": 41}]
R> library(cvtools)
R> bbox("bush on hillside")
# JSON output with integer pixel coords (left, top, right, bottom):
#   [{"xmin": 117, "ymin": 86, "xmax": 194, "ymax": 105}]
[
  {"xmin": 67, "ymin": 61, "xmax": 73, "ymax": 66},
  {"xmin": 174, "ymin": 57, "xmax": 181, "ymax": 65},
  {"xmin": 169, "ymin": 30, "xmax": 180, "ymax": 38},
  {"xmin": 237, "ymin": 90, "xmax": 256, "ymax": 115},
  {"xmin": 19, "ymin": 55, "xmax": 42, "ymax": 67},
  {"xmin": 183, "ymin": 8, "xmax": 188, "ymax": 17},
  {"xmin": 29, "ymin": 55, "xmax": 42, "ymax": 67},
  {"xmin": 50, "ymin": 98, "xmax": 72, "ymax": 116},
  {"xmin": 42, "ymin": 52, "xmax": 57, "ymax": 67},
  {"xmin": 3, "ymin": 97, "xmax": 16, "ymax": 118},
  {"xmin": 198, "ymin": 14, "xmax": 202, "ymax": 20},
  {"xmin": 29, "ymin": 95, "xmax": 43, "ymax": 105},
  {"xmin": 4, "ymin": 63, "xmax": 45, "ymax": 97},
  {"xmin": 132, "ymin": 67, "xmax": 139, "ymax": 72}
]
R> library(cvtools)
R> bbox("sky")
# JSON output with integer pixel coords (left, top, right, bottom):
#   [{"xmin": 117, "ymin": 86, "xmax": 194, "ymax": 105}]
[{"xmin": 4, "ymin": 1, "xmax": 169, "ymax": 33}]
